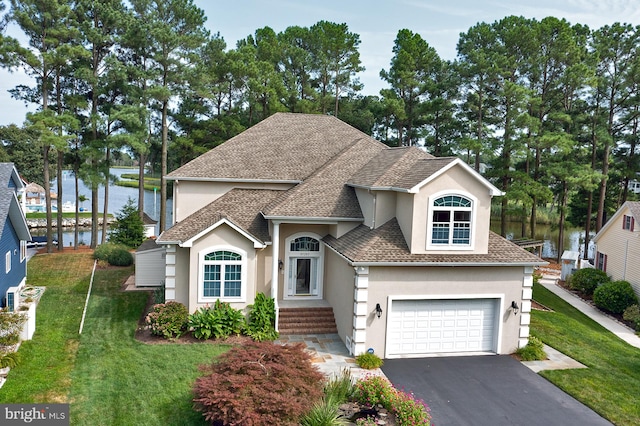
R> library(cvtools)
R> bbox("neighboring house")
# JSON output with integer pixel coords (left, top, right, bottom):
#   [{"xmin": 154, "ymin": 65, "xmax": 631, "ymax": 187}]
[
  {"xmin": 135, "ymin": 238, "xmax": 166, "ymax": 288},
  {"xmin": 142, "ymin": 212, "xmax": 158, "ymax": 238},
  {"xmin": 0, "ymin": 163, "xmax": 31, "ymax": 308},
  {"xmin": 593, "ymin": 201, "xmax": 640, "ymax": 298},
  {"xmin": 157, "ymin": 113, "xmax": 544, "ymax": 358}
]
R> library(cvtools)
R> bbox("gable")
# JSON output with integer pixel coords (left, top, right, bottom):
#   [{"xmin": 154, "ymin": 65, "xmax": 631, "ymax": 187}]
[{"xmin": 594, "ymin": 201, "xmax": 640, "ymax": 242}]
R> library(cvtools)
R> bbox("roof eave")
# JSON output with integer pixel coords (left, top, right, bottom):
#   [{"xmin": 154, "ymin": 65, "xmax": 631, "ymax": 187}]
[
  {"xmin": 347, "ymin": 183, "xmax": 413, "ymax": 193},
  {"xmin": 350, "ymin": 260, "xmax": 548, "ymax": 267},
  {"xmin": 409, "ymin": 158, "xmax": 503, "ymax": 196},
  {"xmin": 262, "ymin": 215, "xmax": 363, "ymax": 223},
  {"xmin": 166, "ymin": 176, "xmax": 300, "ymax": 185}
]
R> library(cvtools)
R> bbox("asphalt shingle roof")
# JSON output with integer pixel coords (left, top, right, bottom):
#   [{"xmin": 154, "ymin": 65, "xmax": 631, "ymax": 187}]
[
  {"xmin": 0, "ymin": 163, "xmax": 16, "ymax": 241},
  {"xmin": 158, "ymin": 189, "xmax": 283, "ymax": 245},
  {"xmin": 167, "ymin": 113, "xmax": 387, "ymax": 182},
  {"xmin": 323, "ymin": 219, "xmax": 544, "ymax": 265},
  {"xmin": 263, "ymin": 138, "xmax": 385, "ymax": 219},
  {"xmin": 626, "ymin": 201, "xmax": 640, "ymax": 222}
]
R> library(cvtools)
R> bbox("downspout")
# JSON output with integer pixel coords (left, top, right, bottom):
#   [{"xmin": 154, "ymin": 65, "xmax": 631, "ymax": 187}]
[
  {"xmin": 371, "ymin": 191, "xmax": 376, "ymax": 229},
  {"xmin": 623, "ymin": 240, "xmax": 629, "ymax": 280},
  {"xmin": 271, "ymin": 221, "xmax": 280, "ymax": 331}
]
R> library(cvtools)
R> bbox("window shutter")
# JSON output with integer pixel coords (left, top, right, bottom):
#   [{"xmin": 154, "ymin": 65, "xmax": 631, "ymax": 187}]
[
  {"xmin": 604, "ymin": 254, "xmax": 608, "ymax": 272},
  {"xmin": 595, "ymin": 251, "xmax": 600, "ymax": 269},
  {"xmin": 623, "ymin": 216, "xmax": 627, "ymax": 229},
  {"xmin": 632, "ymin": 217, "xmax": 635, "ymax": 232}
]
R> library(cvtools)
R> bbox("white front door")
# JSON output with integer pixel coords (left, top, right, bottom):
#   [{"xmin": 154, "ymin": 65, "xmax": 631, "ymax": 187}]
[{"xmin": 284, "ymin": 234, "xmax": 323, "ymax": 299}]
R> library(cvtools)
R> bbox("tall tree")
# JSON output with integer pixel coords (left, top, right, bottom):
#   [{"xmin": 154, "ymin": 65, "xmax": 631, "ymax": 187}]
[
  {"xmin": 309, "ymin": 21, "xmax": 363, "ymax": 116},
  {"xmin": 9, "ymin": 0, "xmax": 83, "ymax": 252},
  {"xmin": 132, "ymin": 0, "xmax": 208, "ymax": 233}
]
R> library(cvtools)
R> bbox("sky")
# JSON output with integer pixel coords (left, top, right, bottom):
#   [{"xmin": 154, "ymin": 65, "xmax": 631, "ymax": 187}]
[{"xmin": 1, "ymin": 0, "xmax": 640, "ymax": 126}]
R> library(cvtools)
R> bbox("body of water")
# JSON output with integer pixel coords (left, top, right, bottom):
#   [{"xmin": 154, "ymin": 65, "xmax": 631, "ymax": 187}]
[
  {"xmin": 32, "ymin": 168, "xmax": 172, "ymax": 247},
  {"xmin": 492, "ymin": 221, "xmax": 594, "ymax": 261}
]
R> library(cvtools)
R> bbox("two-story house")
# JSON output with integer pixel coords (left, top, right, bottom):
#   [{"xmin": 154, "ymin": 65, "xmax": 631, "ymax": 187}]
[
  {"xmin": 0, "ymin": 163, "xmax": 31, "ymax": 309},
  {"xmin": 157, "ymin": 113, "xmax": 544, "ymax": 358}
]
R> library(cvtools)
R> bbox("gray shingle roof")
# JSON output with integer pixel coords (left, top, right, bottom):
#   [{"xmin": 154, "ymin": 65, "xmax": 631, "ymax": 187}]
[
  {"xmin": 136, "ymin": 238, "xmax": 161, "ymax": 252},
  {"xmin": 263, "ymin": 138, "xmax": 385, "ymax": 219},
  {"xmin": 167, "ymin": 113, "xmax": 387, "ymax": 182},
  {"xmin": 0, "ymin": 163, "xmax": 16, "ymax": 241},
  {"xmin": 323, "ymin": 219, "xmax": 545, "ymax": 265},
  {"xmin": 626, "ymin": 201, "xmax": 640, "ymax": 222},
  {"xmin": 158, "ymin": 189, "xmax": 283, "ymax": 245}
]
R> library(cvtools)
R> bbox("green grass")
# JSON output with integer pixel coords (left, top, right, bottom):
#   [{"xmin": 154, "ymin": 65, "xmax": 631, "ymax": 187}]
[
  {"xmin": 0, "ymin": 252, "xmax": 231, "ymax": 425},
  {"xmin": 116, "ymin": 174, "xmax": 161, "ymax": 191},
  {"xmin": 532, "ymin": 284, "xmax": 640, "ymax": 426}
]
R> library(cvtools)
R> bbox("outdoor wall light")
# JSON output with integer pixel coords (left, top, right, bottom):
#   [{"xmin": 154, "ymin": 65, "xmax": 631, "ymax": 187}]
[
  {"xmin": 278, "ymin": 260, "xmax": 283, "ymax": 271},
  {"xmin": 375, "ymin": 303, "xmax": 383, "ymax": 318},
  {"xmin": 511, "ymin": 300, "xmax": 520, "ymax": 315}
]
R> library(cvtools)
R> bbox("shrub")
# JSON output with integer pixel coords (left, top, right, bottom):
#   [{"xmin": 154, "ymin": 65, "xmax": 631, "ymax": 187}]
[
  {"xmin": 299, "ymin": 397, "xmax": 348, "ymax": 426},
  {"xmin": 193, "ymin": 341, "xmax": 325, "ymax": 425},
  {"xmin": 623, "ymin": 305, "xmax": 640, "ymax": 331},
  {"xmin": 0, "ymin": 309, "xmax": 26, "ymax": 347},
  {"xmin": 569, "ymin": 268, "xmax": 610, "ymax": 296},
  {"xmin": 355, "ymin": 352, "xmax": 384, "ymax": 369},
  {"xmin": 352, "ymin": 375, "xmax": 432, "ymax": 425},
  {"xmin": 593, "ymin": 280, "xmax": 638, "ymax": 314},
  {"xmin": 94, "ymin": 242, "xmax": 129, "ymax": 262},
  {"xmin": 145, "ymin": 301, "xmax": 189, "ymax": 339},
  {"xmin": 323, "ymin": 369, "xmax": 354, "ymax": 404},
  {"xmin": 188, "ymin": 300, "xmax": 245, "ymax": 340},
  {"xmin": 245, "ymin": 293, "xmax": 278, "ymax": 341},
  {"xmin": 107, "ymin": 248, "xmax": 133, "ymax": 266},
  {"xmin": 514, "ymin": 336, "xmax": 547, "ymax": 361},
  {"xmin": 0, "ymin": 351, "xmax": 20, "ymax": 369}
]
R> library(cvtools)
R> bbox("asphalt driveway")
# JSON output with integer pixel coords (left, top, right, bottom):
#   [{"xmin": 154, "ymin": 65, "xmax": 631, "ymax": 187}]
[{"xmin": 381, "ymin": 355, "xmax": 612, "ymax": 426}]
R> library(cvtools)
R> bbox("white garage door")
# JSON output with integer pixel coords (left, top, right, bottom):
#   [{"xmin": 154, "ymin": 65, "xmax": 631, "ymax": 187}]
[{"xmin": 387, "ymin": 299, "xmax": 498, "ymax": 356}]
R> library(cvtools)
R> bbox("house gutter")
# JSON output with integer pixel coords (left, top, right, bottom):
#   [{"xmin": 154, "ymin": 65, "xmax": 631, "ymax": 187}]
[
  {"xmin": 165, "ymin": 176, "xmax": 301, "ymax": 184},
  {"xmin": 349, "ymin": 261, "xmax": 548, "ymax": 267}
]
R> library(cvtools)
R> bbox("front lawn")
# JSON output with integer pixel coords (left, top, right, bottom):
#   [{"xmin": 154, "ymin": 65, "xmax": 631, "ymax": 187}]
[
  {"xmin": 0, "ymin": 252, "xmax": 230, "ymax": 425},
  {"xmin": 532, "ymin": 284, "xmax": 640, "ymax": 426}
]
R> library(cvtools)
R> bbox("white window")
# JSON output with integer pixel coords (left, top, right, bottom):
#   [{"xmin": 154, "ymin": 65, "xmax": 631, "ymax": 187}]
[
  {"xmin": 5, "ymin": 251, "xmax": 10, "ymax": 273},
  {"xmin": 428, "ymin": 194, "xmax": 474, "ymax": 248},
  {"xmin": 20, "ymin": 241, "xmax": 26, "ymax": 262},
  {"xmin": 199, "ymin": 248, "xmax": 246, "ymax": 302}
]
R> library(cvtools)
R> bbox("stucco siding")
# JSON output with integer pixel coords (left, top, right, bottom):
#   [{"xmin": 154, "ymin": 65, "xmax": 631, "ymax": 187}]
[
  {"xmin": 375, "ymin": 191, "xmax": 397, "ymax": 229},
  {"xmin": 173, "ymin": 247, "xmax": 190, "ymax": 307},
  {"xmin": 324, "ymin": 248, "xmax": 356, "ymax": 345},
  {"xmin": 173, "ymin": 180, "xmax": 292, "ymax": 222},
  {"xmin": 186, "ymin": 223, "xmax": 258, "ymax": 312},
  {"xmin": 411, "ymin": 165, "xmax": 492, "ymax": 254},
  {"xmin": 396, "ymin": 192, "xmax": 414, "ymax": 249},
  {"xmin": 365, "ymin": 266, "xmax": 525, "ymax": 355},
  {"xmin": 354, "ymin": 188, "xmax": 374, "ymax": 228}
]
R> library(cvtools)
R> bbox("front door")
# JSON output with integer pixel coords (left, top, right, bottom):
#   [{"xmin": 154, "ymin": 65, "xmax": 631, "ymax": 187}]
[{"xmin": 285, "ymin": 234, "xmax": 323, "ymax": 299}]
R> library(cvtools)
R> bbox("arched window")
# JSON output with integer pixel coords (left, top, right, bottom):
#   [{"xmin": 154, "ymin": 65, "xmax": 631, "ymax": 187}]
[
  {"xmin": 201, "ymin": 249, "xmax": 244, "ymax": 300},
  {"xmin": 430, "ymin": 195, "xmax": 473, "ymax": 246}
]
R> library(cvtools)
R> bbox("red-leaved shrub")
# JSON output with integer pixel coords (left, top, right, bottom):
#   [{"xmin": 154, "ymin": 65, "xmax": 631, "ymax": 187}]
[{"xmin": 193, "ymin": 341, "xmax": 324, "ymax": 425}]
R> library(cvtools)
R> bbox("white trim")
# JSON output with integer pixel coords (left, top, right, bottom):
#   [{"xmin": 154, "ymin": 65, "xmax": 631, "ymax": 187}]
[
  {"xmin": 261, "ymin": 215, "xmax": 362, "ymax": 223},
  {"xmin": 283, "ymin": 232, "xmax": 324, "ymax": 300},
  {"xmin": 165, "ymin": 176, "xmax": 301, "ymax": 184},
  {"xmin": 179, "ymin": 218, "xmax": 266, "ymax": 249},
  {"xmin": 5, "ymin": 251, "xmax": 10, "ymax": 274},
  {"xmin": 426, "ymin": 190, "xmax": 477, "ymax": 251},
  {"xmin": 409, "ymin": 158, "xmax": 504, "ymax": 196},
  {"xmin": 384, "ymin": 294, "xmax": 504, "ymax": 359},
  {"xmin": 197, "ymin": 245, "xmax": 247, "ymax": 303}
]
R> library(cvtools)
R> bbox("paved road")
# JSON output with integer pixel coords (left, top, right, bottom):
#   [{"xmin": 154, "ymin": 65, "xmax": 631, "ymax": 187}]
[{"xmin": 382, "ymin": 355, "xmax": 612, "ymax": 426}]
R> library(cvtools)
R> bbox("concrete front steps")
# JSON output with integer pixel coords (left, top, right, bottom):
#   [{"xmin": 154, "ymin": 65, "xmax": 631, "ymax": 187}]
[{"xmin": 278, "ymin": 307, "xmax": 338, "ymax": 335}]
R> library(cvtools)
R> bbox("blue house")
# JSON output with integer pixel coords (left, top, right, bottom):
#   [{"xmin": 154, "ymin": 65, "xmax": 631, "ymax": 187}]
[{"xmin": 0, "ymin": 163, "xmax": 31, "ymax": 309}]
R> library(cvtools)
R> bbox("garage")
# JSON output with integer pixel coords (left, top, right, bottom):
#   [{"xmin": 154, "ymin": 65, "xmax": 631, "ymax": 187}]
[{"xmin": 386, "ymin": 298, "xmax": 499, "ymax": 357}]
